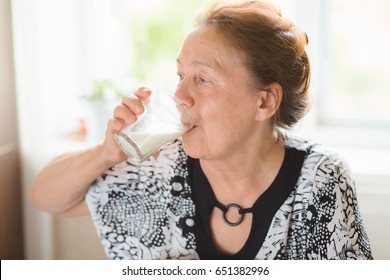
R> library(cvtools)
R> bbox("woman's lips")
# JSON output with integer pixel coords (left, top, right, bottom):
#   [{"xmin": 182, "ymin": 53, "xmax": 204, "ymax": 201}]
[
  {"xmin": 183, "ymin": 124, "xmax": 196, "ymax": 133},
  {"xmin": 185, "ymin": 124, "xmax": 196, "ymax": 131},
  {"xmin": 180, "ymin": 116, "xmax": 195, "ymax": 129}
]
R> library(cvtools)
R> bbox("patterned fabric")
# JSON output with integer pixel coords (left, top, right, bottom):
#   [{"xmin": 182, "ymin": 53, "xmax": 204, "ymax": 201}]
[{"xmin": 85, "ymin": 133, "xmax": 373, "ymax": 259}]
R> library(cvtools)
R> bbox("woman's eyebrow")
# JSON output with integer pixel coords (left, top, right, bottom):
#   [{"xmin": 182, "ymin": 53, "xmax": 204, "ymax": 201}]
[{"xmin": 176, "ymin": 58, "xmax": 218, "ymax": 70}]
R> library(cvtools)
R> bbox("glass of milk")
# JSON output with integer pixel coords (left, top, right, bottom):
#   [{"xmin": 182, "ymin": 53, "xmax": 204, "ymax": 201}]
[{"xmin": 114, "ymin": 87, "xmax": 191, "ymax": 162}]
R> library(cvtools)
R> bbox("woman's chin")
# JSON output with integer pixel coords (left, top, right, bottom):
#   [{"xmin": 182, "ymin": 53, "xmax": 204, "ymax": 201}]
[
  {"xmin": 182, "ymin": 134, "xmax": 203, "ymax": 159},
  {"xmin": 182, "ymin": 126, "xmax": 196, "ymax": 142}
]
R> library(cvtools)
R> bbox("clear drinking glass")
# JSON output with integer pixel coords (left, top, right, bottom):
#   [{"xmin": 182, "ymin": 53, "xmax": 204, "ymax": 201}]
[{"xmin": 114, "ymin": 87, "xmax": 191, "ymax": 162}]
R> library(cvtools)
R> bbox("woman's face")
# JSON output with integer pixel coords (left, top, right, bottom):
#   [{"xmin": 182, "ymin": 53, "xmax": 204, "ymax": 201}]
[{"xmin": 175, "ymin": 25, "xmax": 263, "ymax": 160}]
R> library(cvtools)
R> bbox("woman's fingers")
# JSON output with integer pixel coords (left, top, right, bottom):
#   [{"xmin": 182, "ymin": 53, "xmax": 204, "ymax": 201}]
[
  {"xmin": 106, "ymin": 118, "xmax": 124, "ymax": 136},
  {"xmin": 116, "ymin": 87, "xmax": 152, "ymax": 123},
  {"xmin": 134, "ymin": 87, "xmax": 152, "ymax": 99},
  {"xmin": 113, "ymin": 103, "xmax": 138, "ymax": 124}
]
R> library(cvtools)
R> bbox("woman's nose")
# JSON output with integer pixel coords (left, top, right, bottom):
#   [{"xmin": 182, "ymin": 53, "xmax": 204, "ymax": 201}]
[{"xmin": 174, "ymin": 81, "xmax": 194, "ymax": 109}]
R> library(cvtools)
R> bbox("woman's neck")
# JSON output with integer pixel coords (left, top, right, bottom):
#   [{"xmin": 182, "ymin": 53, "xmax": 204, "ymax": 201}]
[{"xmin": 199, "ymin": 130, "xmax": 285, "ymax": 207}]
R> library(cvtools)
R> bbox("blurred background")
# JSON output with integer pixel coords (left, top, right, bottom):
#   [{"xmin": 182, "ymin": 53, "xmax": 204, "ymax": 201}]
[{"xmin": 1, "ymin": 0, "xmax": 389, "ymax": 259}]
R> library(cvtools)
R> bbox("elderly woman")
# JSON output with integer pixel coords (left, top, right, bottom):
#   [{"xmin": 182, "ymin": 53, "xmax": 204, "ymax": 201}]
[{"xmin": 30, "ymin": 0, "xmax": 372, "ymax": 259}]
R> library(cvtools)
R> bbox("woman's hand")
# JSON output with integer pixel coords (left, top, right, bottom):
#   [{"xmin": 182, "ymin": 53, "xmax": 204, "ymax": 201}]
[
  {"xmin": 28, "ymin": 87, "xmax": 152, "ymax": 216},
  {"xmin": 101, "ymin": 87, "xmax": 152, "ymax": 168}
]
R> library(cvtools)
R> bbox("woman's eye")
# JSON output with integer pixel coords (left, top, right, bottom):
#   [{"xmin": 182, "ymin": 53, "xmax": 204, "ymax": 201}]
[
  {"xmin": 196, "ymin": 76, "xmax": 209, "ymax": 84},
  {"xmin": 177, "ymin": 73, "xmax": 184, "ymax": 82}
]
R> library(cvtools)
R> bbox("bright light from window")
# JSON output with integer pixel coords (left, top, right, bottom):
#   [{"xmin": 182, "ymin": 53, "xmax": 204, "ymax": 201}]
[
  {"xmin": 327, "ymin": 0, "xmax": 390, "ymax": 124},
  {"xmin": 108, "ymin": 0, "xmax": 209, "ymax": 89}
]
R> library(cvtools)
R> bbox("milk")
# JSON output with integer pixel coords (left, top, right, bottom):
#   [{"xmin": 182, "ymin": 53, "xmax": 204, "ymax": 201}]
[
  {"xmin": 114, "ymin": 87, "xmax": 190, "ymax": 162},
  {"xmin": 115, "ymin": 129, "xmax": 184, "ymax": 162}
]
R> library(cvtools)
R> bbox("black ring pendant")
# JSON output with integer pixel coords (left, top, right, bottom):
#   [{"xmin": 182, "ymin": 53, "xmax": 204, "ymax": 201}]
[{"xmin": 222, "ymin": 203, "xmax": 244, "ymax": 227}]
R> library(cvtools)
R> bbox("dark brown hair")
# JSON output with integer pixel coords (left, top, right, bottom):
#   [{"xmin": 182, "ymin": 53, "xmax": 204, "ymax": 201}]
[{"xmin": 194, "ymin": 0, "xmax": 311, "ymax": 128}]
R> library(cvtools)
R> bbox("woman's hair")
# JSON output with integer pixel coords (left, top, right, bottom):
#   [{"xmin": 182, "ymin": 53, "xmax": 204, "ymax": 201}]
[{"xmin": 194, "ymin": 0, "xmax": 311, "ymax": 128}]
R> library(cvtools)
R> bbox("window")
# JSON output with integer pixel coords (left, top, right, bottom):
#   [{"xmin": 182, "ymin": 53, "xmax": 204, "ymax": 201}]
[
  {"xmin": 92, "ymin": 0, "xmax": 210, "ymax": 89},
  {"xmin": 324, "ymin": 0, "xmax": 390, "ymax": 126},
  {"xmin": 286, "ymin": 0, "xmax": 390, "ymax": 150},
  {"xmin": 287, "ymin": 0, "xmax": 390, "ymax": 178}
]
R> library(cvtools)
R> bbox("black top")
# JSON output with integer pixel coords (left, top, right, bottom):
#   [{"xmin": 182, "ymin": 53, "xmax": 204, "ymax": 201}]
[{"xmin": 187, "ymin": 147, "xmax": 306, "ymax": 260}]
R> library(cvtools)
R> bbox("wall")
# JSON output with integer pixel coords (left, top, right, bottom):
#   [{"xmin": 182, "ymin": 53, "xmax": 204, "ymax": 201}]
[
  {"xmin": 357, "ymin": 174, "xmax": 390, "ymax": 259},
  {"xmin": 54, "ymin": 216, "xmax": 106, "ymax": 259},
  {"xmin": 0, "ymin": 0, "xmax": 24, "ymax": 259}
]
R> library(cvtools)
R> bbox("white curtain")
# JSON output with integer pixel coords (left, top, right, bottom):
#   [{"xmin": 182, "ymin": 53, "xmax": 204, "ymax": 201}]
[{"xmin": 12, "ymin": 0, "xmax": 113, "ymax": 259}]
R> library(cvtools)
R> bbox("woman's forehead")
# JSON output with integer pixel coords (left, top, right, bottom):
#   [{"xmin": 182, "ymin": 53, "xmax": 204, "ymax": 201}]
[{"xmin": 177, "ymin": 25, "xmax": 245, "ymax": 71}]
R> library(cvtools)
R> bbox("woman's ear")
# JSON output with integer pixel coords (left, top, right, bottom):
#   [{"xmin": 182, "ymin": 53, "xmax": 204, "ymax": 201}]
[{"xmin": 255, "ymin": 83, "xmax": 283, "ymax": 122}]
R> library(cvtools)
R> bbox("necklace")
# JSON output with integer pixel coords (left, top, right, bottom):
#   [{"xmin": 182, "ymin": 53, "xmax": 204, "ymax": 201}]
[{"xmin": 215, "ymin": 202, "xmax": 253, "ymax": 227}]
